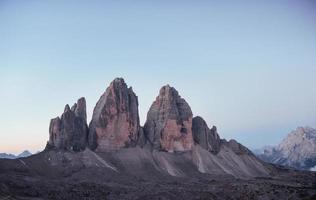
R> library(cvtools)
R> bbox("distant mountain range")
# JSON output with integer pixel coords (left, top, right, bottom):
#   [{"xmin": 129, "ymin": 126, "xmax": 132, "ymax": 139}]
[
  {"xmin": 0, "ymin": 150, "xmax": 32, "ymax": 159},
  {"xmin": 256, "ymin": 126, "xmax": 316, "ymax": 171}
]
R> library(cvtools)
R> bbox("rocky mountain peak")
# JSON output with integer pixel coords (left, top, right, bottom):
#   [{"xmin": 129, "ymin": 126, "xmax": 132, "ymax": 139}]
[
  {"xmin": 88, "ymin": 78, "xmax": 140, "ymax": 152},
  {"xmin": 144, "ymin": 85, "xmax": 193, "ymax": 152},
  {"xmin": 259, "ymin": 126, "xmax": 316, "ymax": 170},
  {"xmin": 287, "ymin": 126, "xmax": 316, "ymax": 139},
  {"xmin": 74, "ymin": 97, "xmax": 87, "ymax": 122},
  {"xmin": 64, "ymin": 104, "xmax": 71, "ymax": 112},
  {"xmin": 159, "ymin": 84, "xmax": 177, "ymax": 97},
  {"xmin": 277, "ymin": 126, "xmax": 316, "ymax": 158},
  {"xmin": 47, "ymin": 97, "xmax": 88, "ymax": 151}
]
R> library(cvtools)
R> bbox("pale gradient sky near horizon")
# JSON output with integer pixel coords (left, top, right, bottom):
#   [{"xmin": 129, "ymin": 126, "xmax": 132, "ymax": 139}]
[{"xmin": 1, "ymin": 0, "xmax": 316, "ymax": 154}]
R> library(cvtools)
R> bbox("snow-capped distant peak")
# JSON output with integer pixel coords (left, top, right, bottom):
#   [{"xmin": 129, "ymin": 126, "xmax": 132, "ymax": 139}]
[{"xmin": 259, "ymin": 126, "xmax": 316, "ymax": 171}]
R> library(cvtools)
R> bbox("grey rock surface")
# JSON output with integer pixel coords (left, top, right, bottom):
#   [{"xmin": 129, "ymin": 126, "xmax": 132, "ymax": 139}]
[
  {"xmin": 144, "ymin": 85, "xmax": 194, "ymax": 152},
  {"xmin": 48, "ymin": 98, "xmax": 88, "ymax": 151},
  {"xmin": 192, "ymin": 116, "xmax": 221, "ymax": 154}
]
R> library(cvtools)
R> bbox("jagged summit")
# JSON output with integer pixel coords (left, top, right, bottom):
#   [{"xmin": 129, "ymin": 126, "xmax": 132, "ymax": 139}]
[
  {"xmin": 88, "ymin": 78, "xmax": 140, "ymax": 152},
  {"xmin": 72, "ymin": 97, "xmax": 87, "ymax": 122},
  {"xmin": 47, "ymin": 97, "xmax": 88, "ymax": 151},
  {"xmin": 64, "ymin": 104, "xmax": 70, "ymax": 112},
  {"xmin": 259, "ymin": 126, "xmax": 316, "ymax": 170}
]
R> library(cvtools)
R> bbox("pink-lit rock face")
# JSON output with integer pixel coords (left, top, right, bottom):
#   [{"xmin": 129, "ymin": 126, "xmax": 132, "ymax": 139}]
[
  {"xmin": 144, "ymin": 85, "xmax": 194, "ymax": 152},
  {"xmin": 160, "ymin": 119, "xmax": 193, "ymax": 152},
  {"xmin": 88, "ymin": 78, "xmax": 140, "ymax": 152}
]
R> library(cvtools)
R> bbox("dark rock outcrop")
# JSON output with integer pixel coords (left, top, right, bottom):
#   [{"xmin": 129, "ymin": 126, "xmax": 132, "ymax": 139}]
[
  {"xmin": 88, "ymin": 78, "xmax": 141, "ymax": 152},
  {"xmin": 47, "ymin": 97, "xmax": 88, "ymax": 151},
  {"xmin": 192, "ymin": 116, "xmax": 221, "ymax": 154},
  {"xmin": 144, "ymin": 85, "xmax": 193, "ymax": 152},
  {"xmin": 71, "ymin": 97, "xmax": 87, "ymax": 122}
]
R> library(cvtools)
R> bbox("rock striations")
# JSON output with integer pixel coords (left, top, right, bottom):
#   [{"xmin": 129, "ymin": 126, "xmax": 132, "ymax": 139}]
[
  {"xmin": 144, "ymin": 85, "xmax": 194, "ymax": 152},
  {"xmin": 88, "ymin": 78, "xmax": 141, "ymax": 152},
  {"xmin": 47, "ymin": 97, "xmax": 88, "ymax": 151}
]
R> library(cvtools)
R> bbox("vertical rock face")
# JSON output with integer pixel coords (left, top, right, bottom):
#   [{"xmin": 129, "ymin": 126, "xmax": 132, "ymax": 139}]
[
  {"xmin": 71, "ymin": 97, "xmax": 87, "ymax": 122},
  {"xmin": 144, "ymin": 85, "xmax": 193, "ymax": 152},
  {"xmin": 88, "ymin": 78, "xmax": 140, "ymax": 152},
  {"xmin": 192, "ymin": 116, "xmax": 221, "ymax": 154},
  {"xmin": 48, "ymin": 97, "xmax": 88, "ymax": 151}
]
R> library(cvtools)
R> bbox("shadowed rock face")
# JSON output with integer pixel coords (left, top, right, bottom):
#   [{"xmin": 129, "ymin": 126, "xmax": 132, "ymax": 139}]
[
  {"xmin": 192, "ymin": 116, "xmax": 221, "ymax": 154},
  {"xmin": 144, "ymin": 85, "xmax": 193, "ymax": 152},
  {"xmin": 71, "ymin": 97, "xmax": 87, "ymax": 122},
  {"xmin": 48, "ymin": 97, "xmax": 88, "ymax": 151},
  {"xmin": 88, "ymin": 78, "xmax": 140, "ymax": 152}
]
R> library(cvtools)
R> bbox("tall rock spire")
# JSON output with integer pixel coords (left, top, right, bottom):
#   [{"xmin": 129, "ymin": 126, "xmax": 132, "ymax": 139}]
[
  {"xmin": 144, "ymin": 85, "xmax": 194, "ymax": 152},
  {"xmin": 88, "ymin": 78, "xmax": 141, "ymax": 151},
  {"xmin": 47, "ymin": 97, "xmax": 88, "ymax": 151}
]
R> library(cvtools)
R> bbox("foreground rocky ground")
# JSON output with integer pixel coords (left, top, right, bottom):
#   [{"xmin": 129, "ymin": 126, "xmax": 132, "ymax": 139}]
[{"xmin": 0, "ymin": 150, "xmax": 315, "ymax": 200}]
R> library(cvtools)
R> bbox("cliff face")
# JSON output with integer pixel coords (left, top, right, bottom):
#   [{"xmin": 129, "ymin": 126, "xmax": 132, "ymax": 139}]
[
  {"xmin": 192, "ymin": 116, "xmax": 221, "ymax": 154},
  {"xmin": 144, "ymin": 85, "xmax": 194, "ymax": 152},
  {"xmin": 88, "ymin": 78, "xmax": 141, "ymax": 152},
  {"xmin": 48, "ymin": 97, "xmax": 88, "ymax": 151}
]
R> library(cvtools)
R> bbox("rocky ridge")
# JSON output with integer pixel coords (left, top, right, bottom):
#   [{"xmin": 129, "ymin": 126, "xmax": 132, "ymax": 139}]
[
  {"xmin": 0, "ymin": 151, "xmax": 32, "ymax": 159},
  {"xmin": 259, "ymin": 126, "xmax": 316, "ymax": 170},
  {"xmin": 47, "ymin": 97, "xmax": 88, "ymax": 151},
  {"xmin": 43, "ymin": 78, "xmax": 270, "ymax": 178}
]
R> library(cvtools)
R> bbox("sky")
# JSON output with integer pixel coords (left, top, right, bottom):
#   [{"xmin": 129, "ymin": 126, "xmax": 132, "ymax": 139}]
[{"xmin": 1, "ymin": 0, "xmax": 316, "ymax": 154}]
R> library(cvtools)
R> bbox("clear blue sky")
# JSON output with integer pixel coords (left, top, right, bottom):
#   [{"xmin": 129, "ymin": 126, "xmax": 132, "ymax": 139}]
[{"xmin": 1, "ymin": 0, "xmax": 316, "ymax": 154}]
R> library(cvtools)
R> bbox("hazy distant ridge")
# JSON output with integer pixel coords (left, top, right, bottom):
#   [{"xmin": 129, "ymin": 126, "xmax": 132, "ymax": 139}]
[
  {"xmin": 0, "ymin": 150, "xmax": 32, "ymax": 159},
  {"xmin": 258, "ymin": 126, "xmax": 316, "ymax": 171}
]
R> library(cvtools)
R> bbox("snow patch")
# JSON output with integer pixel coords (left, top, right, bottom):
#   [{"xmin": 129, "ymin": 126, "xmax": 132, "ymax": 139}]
[{"xmin": 310, "ymin": 166, "xmax": 316, "ymax": 171}]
